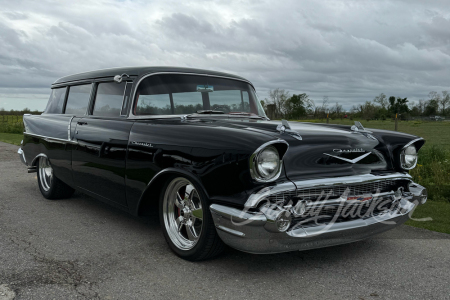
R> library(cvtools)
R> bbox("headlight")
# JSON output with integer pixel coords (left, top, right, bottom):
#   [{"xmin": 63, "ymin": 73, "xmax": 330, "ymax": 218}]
[
  {"xmin": 401, "ymin": 145, "xmax": 418, "ymax": 170},
  {"xmin": 250, "ymin": 142, "xmax": 286, "ymax": 182},
  {"xmin": 256, "ymin": 146, "xmax": 280, "ymax": 178}
]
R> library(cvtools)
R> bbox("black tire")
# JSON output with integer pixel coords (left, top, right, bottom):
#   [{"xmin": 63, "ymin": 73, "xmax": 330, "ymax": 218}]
[
  {"xmin": 37, "ymin": 156, "xmax": 75, "ymax": 200},
  {"xmin": 159, "ymin": 176, "xmax": 224, "ymax": 261}
]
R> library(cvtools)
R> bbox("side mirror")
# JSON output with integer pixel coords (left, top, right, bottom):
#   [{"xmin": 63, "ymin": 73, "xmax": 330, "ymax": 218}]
[
  {"xmin": 113, "ymin": 75, "xmax": 123, "ymax": 83},
  {"xmin": 114, "ymin": 73, "xmax": 130, "ymax": 83}
]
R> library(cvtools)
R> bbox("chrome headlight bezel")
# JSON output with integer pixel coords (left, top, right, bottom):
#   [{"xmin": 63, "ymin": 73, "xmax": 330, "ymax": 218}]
[
  {"xmin": 400, "ymin": 144, "xmax": 418, "ymax": 170},
  {"xmin": 250, "ymin": 140, "xmax": 289, "ymax": 182}
]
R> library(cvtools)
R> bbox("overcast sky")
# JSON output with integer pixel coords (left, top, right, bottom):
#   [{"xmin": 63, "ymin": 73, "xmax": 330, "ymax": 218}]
[{"xmin": 0, "ymin": 0, "xmax": 449, "ymax": 111}]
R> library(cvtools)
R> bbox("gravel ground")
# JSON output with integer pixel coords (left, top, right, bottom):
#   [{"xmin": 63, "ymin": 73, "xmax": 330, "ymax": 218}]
[{"xmin": 1, "ymin": 141, "xmax": 449, "ymax": 300}]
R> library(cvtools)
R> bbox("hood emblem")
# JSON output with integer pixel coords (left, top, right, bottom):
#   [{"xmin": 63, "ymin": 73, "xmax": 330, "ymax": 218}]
[
  {"xmin": 333, "ymin": 148, "xmax": 365, "ymax": 153},
  {"xmin": 324, "ymin": 151, "xmax": 372, "ymax": 164},
  {"xmin": 276, "ymin": 119, "xmax": 302, "ymax": 140},
  {"xmin": 131, "ymin": 141, "xmax": 153, "ymax": 147}
]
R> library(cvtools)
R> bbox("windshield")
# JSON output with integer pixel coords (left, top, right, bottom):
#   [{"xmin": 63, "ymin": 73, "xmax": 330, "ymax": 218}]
[{"xmin": 133, "ymin": 74, "xmax": 266, "ymax": 117}]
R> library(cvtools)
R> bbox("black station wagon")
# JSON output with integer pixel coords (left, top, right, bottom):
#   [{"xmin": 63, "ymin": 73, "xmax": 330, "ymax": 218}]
[{"xmin": 18, "ymin": 67, "xmax": 428, "ymax": 260}]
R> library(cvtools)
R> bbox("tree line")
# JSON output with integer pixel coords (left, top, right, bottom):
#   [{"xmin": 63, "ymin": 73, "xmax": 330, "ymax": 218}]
[
  {"xmin": 0, "ymin": 108, "xmax": 42, "ymax": 115},
  {"xmin": 262, "ymin": 89, "xmax": 450, "ymax": 120},
  {"xmin": 2, "ymin": 89, "xmax": 450, "ymax": 120}
]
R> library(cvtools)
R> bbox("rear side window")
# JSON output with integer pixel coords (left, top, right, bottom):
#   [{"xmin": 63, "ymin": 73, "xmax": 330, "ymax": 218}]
[
  {"xmin": 44, "ymin": 87, "xmax": 67, "ymax": 114},
  {"xmin": 92, "ymin": 82, "xmax": 126, "ymax": 117},
  {"xmin": 65, "ymin": 84, "xmax": 92, "ymax": 116}
]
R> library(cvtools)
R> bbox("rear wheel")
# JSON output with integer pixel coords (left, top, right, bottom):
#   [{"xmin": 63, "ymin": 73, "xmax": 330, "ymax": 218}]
[
  {"xmin": 160, "ymin": 176, "xmax": 224, "ymax": 261},
  {"xmin": 37, "ymin": 156, "xmax": 75, "ymax": 200}
]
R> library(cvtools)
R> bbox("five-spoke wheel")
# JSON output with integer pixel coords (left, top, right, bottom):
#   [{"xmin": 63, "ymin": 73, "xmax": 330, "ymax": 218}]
[
  {"xmin": 160, "ymin": 176, "xmax": 224, "ymax": 260},
  {"xmin": 162, "ymin": 178, "xmax": 204, "ymax": 250}
]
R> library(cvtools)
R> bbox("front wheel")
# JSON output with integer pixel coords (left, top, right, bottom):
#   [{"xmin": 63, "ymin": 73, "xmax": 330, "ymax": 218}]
[
  {"xmin": 37, "ymin": 156, "xmax": 75, "ymax": 200},
  {"xmin": 160, "ymin": 176, "xmax": 224, "ymax": 261}
]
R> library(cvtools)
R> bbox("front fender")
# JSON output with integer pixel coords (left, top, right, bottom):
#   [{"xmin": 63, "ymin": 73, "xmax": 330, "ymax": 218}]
[{"xmin": 134, "ymin": 167, "xmax": 209, "ymax": 216}]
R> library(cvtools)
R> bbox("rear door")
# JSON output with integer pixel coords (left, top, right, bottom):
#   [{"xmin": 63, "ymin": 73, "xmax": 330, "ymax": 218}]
[{"xmin": 72, "ymin": 80, "xmax": 133, "ymax": 207}]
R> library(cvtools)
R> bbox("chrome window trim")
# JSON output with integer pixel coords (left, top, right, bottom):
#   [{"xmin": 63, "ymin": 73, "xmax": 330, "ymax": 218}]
[
  {"xmin": 52, "ymin": 79, "xmax": 92, "ymax": 89},
  {"xmin": 85, "ymin": 82, "xmax": 96, "ymax": 116},
  {"xmin": 127, "ymin": 72, "xmax": 256, "ymax": 120},
  {"xmin": 52, "ymin": 76, "xmax": 136, "ymax": 89},
  {"xmin": 249, "ymin": 139, "xmax": 289, "ymax": 183},
  {"xmin": 120, "ymin": 82, "xmax": 132, "ymax": 116}
]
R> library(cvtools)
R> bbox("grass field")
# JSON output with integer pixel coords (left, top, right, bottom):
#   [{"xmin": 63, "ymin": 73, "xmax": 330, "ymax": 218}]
[
  {"xmin": 0, "ymin": 133, "xmax": 23, "ymax": 146},
  {"xmin": 0, "ymin": 115, "xmax": 25, "ymax": 134},
  {"xmin": 1, "ymin": 118, "xmax": 449, "ymax": 234}
]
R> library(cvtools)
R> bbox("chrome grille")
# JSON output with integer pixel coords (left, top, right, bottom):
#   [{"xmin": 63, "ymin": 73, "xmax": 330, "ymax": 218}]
[
  {"xmin": 264, "ymin": 179, "xmax": 408, "ymax": 228},
  {"xmin": 296, "ymin": 180, "xmax": 401, "ymax": 199},
  {"xmin": 267, "ymin": 179, "xmax": 406, "ymax": 205},
  {"xmin": 291, "ymin": 195, "xmax": 398, "ymax": 228}
]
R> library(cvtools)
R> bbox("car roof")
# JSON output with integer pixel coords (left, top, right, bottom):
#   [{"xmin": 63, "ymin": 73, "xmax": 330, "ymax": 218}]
[{"xmin": 52, "ymin": 66, "xmax": 250, "ymax": 86}]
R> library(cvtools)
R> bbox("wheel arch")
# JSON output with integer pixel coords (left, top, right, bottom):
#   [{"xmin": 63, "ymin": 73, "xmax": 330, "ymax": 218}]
[
  {"xmin": 136, "ymin": 168, "xmax": 209, "ymax": 217},
  {"xmin": 31, "ymin": 153, "xmax": 49, "ymax": 167}
]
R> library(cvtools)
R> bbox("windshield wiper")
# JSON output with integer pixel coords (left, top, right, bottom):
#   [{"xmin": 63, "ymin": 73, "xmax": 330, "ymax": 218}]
[
  {"xmin": 181, "ymin": 110, "xmax": 224, "ymax": 120},
  {"xmin": 228, "ymin": 112, "xmax": 268, "ymax": 120},
  {"xmin": 181, "ymin": 110, "xmax": 268, "ymax": 120},
  {"xmin": 196, "ymin": 110, "xmax": 225, "ymax": 114}
]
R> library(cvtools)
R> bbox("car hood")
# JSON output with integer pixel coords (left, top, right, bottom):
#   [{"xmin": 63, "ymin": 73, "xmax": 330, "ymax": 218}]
[{"xmin": 209, "ymin": 118, "xmax": 421, "ymax": 181}]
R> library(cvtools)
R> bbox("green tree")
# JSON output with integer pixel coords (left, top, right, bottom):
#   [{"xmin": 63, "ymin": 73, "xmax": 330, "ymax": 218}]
[
  {"xmin": 424, "ymin": 100, "xmax": 440, "ymax": 116},
  {"xmin": 284, "ymin": 93, "xmax": 313, "ymax": 119},
  {"xmin": 388, "ymin": 96, "xmax": 409, "ymax": 117}
]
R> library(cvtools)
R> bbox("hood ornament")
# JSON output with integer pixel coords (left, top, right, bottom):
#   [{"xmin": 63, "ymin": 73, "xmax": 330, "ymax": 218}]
[
  {"xmin": 277, "ymin": 119, "xmax": 302, "ymax": 140},
  {"xmin": 351, "ymin": 121, "xmax": 377, "ymax": 140}
]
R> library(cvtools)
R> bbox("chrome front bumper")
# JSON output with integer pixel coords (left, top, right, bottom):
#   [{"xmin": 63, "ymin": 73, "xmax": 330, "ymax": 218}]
[{"xmin": 210, "ymin": 175, "xmax": 426, "ymax": 254}]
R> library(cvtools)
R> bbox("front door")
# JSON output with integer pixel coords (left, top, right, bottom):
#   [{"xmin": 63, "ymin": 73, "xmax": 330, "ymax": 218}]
[{"xmin": 72, "ymin": 81, "xmax": 133, "ymax": 207}]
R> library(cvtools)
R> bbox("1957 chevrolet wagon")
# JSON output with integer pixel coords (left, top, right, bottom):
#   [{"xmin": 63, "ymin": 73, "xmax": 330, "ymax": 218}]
[{"xmin": 19, "ymin": 67, "xmax": 427, "ymax": 261}]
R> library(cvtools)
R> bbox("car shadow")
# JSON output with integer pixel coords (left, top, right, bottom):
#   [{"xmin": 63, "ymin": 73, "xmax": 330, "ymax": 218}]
[{"xmin": 62, "ymin": 191, "xmax": 413, "ymax": 272}]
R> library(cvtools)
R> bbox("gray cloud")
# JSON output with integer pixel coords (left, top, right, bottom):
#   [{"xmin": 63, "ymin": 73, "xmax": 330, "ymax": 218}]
[{"xmin": 0, "ymin": 0, "xmax": 449, "ymax": 110}]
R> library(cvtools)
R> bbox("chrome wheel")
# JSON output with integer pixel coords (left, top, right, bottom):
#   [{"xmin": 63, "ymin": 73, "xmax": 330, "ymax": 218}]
[
  {"xmin": 163, "ymin": 178, "xmax": 204, "ymax": 250},
  {"xmin": 38, "ymin": 156, "xmax": 53, "ymax": 192}
]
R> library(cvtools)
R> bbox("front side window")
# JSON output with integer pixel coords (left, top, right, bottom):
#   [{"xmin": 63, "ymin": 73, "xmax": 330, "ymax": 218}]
[
  {"xmin": 44, "ymin": 87, "xmax": 67, "ymax": 114},
  {"xmin": 134, "ymin": 74, "xmax": 266, "ymax": 117},
  {"xmin": 92, "ymin": 82, "xmax": 126, "ymax": 117},
  {"xmin": 65, "ymin": 84, "xmax": 92, "ymax": 116}
]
